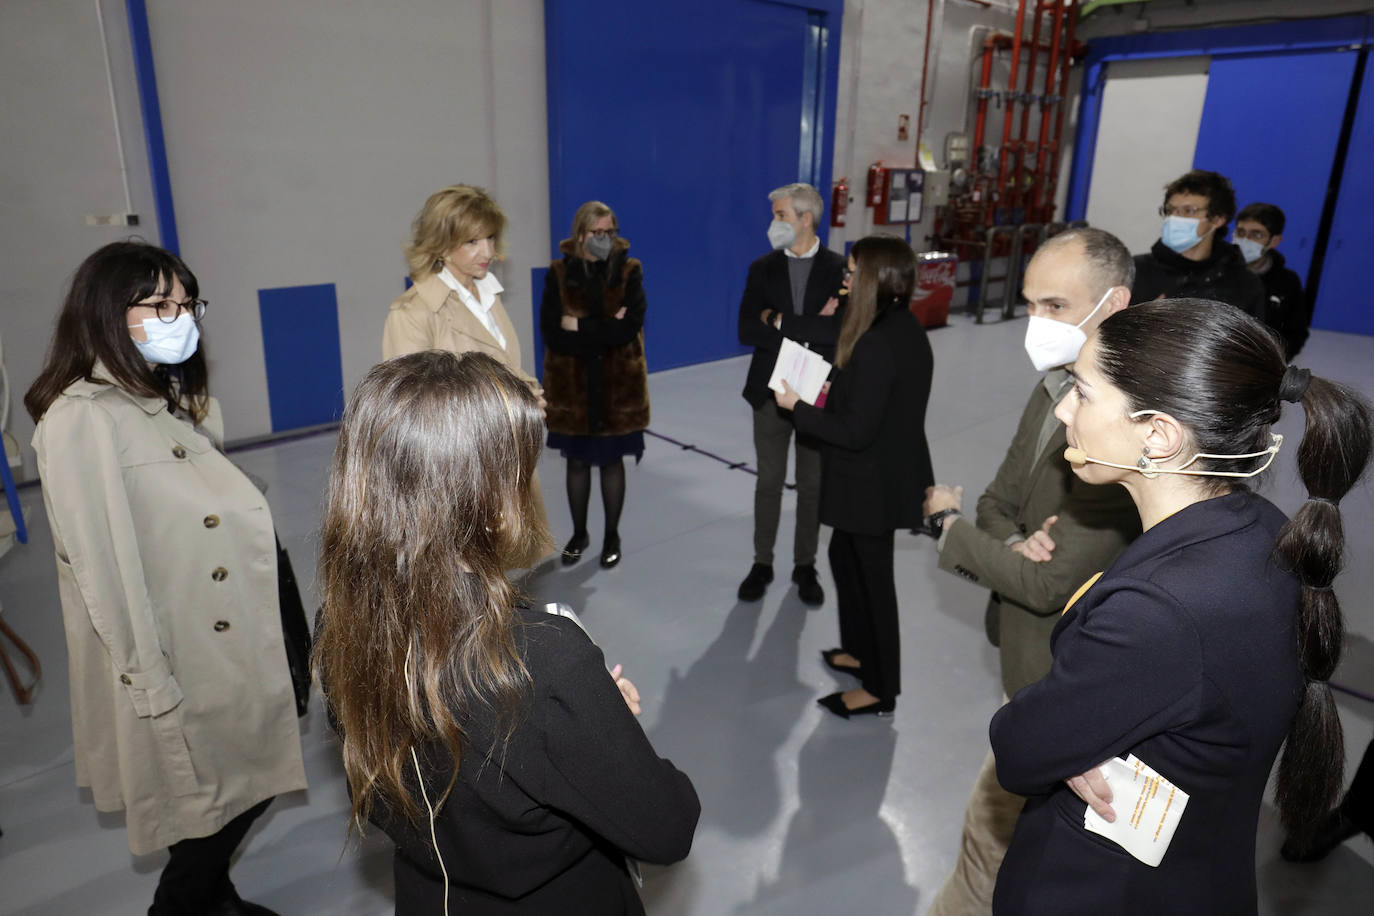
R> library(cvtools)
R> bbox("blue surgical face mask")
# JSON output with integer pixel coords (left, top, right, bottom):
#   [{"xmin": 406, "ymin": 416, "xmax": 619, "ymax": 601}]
[
  {"xmin": 1161, "ymin": 216, "xmax": 1208, "ymax": 254},
  {"xmin": 129, "ymin": 312, "xmax": 201, "ymax": 364},
  {"xmin": 1235, "ymin": 237, "xmax": 1266, "ymax": 264},
  {"xmin": 767, "ymin": 219, "xmax": 797, "ymax": 250}
]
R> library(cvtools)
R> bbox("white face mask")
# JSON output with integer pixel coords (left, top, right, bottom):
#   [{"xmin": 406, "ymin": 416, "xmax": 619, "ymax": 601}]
[
  {"xmin": 767, "ymin": 219, "xmax": 797, "ymax": 250},
  {"xmin": 1023, "ymin": 288, "xmax": 1113, "ymax": 372},
  {"xmin": 1235, "ymin": 237, "xmax": 1266, "ymax": 264},
  {"xmin": 129, "ymin": 312, "xmax": 201, "ymax": 364}
]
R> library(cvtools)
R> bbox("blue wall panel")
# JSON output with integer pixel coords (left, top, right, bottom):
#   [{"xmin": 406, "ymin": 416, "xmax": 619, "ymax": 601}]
[
  {"xmin": 257, "ymin": 283, "xmax": 345, "ymax": 431},
  {"xmin": 545, "ymin": 0, "xmax": 843, "ymax": 372},
  {"xmin": 1192, "ymin": 50, "xmax": 1356, "ymax": 285},
  {"xmin": 1313, "ymin": 57, "xmax": 1374, "ymax": 335},
  {"xmin": 531, "ymin": 266, "xmax": 548, "ymax": 382}
]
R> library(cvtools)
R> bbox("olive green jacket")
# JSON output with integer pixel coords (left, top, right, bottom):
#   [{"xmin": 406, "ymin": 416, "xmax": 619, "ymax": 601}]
[{"xmin": 939, "ymin": 375, "xmax": 1140, "ymax": 696}]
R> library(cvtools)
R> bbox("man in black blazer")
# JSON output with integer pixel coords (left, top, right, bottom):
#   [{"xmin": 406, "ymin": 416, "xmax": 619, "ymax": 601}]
[{"xmin": 736, "ymin": 183, "xmax": 847, "ymax": 605}]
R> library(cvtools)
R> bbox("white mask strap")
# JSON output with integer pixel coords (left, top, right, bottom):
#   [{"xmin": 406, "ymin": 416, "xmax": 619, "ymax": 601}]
[
  {"xmin": 1131, "ymin": 408, "xmax": 1284, "ymax": 478},
  {"xmin": 1075, "ymin": 287, "xmax": 1114, "ymax": 330}
]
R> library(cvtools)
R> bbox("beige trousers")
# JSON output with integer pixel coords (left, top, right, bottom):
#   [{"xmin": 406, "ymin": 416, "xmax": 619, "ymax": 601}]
[{"xmin": 925, "ymin": 746, "xmax": 1026, "ymax": 916}]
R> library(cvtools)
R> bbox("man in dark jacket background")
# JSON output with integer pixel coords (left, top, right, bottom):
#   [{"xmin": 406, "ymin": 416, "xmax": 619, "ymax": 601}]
[
  {"xmin": 736, "ymin": 183, "xmax": 847, "ymax": 606},
  {"xmin": 1235, "ymin": 202, "xmax": 1310, "ymax": 358},
  {"xmin": 1131, "ymin": 169, "xmax": 1266, "ymax": 318}
]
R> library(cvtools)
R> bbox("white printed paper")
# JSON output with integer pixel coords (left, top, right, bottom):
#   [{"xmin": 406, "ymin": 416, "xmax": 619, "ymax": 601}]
[
  {"xmin": 1083, "ymin": 754, "xmax": 1189, "ymax": 867},
  {"xmin": 768, "ymin": 338, "xmax": 832, "ymax": 406}
]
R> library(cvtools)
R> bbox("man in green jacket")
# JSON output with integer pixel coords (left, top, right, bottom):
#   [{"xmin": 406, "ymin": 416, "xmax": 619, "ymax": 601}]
[{"xmin": 923, "ymin": 227, "xmax": 1142, "ymax": 916}]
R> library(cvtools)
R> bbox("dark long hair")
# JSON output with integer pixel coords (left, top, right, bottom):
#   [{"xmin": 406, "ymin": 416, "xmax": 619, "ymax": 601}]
[
  {"xmin": 835, "ymin": 235, "xmax": 916, "ymax": 368},
  {"xmin": 313, "ymin": 351, "xmax": 548, "ymax": 830},
  {"xmin": 25, "ymin": 241, "xmax": 209, "ymax": 423},
  {"xmin": 1094, "ymin": 299, "xmax": 1372, "ymax": 846}
]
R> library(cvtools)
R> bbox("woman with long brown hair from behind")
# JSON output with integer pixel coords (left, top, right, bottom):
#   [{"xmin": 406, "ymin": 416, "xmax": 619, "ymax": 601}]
[{"xmin": 313, "ymin": 350, "xmax": 699, "ymax": 915}]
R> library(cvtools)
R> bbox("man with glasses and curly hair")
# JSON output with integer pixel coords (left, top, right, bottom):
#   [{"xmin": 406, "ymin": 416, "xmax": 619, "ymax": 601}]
[{"xmin": 1130, "ymin": 169, "xmax": 1265, "ymax": 319}]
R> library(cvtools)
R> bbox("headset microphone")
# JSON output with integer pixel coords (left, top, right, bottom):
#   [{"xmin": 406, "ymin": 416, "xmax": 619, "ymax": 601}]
[{"xmin": 1062, "ymin": 433, "xmax": 1282, "ymax": 480}]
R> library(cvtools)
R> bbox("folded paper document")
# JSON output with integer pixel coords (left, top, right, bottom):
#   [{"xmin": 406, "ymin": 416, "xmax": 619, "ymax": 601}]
[
  {"xmin": 1083, "ymin": 753, "xmax": 1189, "ymax": 867},
  {"xmin": 768, "ymin": 338, "xmax": 832, "ymax": 406}
]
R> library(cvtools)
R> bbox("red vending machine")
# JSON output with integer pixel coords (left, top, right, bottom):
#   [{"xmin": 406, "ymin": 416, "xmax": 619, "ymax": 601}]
[{"xmin": 911, "ymin": 251, "xmax": 955, "ymax": 329}]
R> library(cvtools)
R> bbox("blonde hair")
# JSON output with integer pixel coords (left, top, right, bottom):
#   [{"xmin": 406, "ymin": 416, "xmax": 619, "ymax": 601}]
[
  {"xmin": 404, "ymin": 185, "xmax": 507, "ymax": 280},
  {"xmin": 566, "ymin": 200, "xmax": 618, "ymax": 252}
]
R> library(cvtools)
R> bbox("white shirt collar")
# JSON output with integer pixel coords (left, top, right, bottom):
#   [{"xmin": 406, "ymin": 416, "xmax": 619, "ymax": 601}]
[
  {"xmin": 784, "ymin": 237, "xmax": 822, "ymax": 260},
  {"xmin": 437, "ymin": 267, "xmax": 506, "ymax": 350}
]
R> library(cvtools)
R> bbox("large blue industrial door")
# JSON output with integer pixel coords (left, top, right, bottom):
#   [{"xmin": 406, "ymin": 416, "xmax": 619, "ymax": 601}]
[
  {"xmin": 544, "ymin": 0, "xmax": 842, "ymax": 372},
  {"xmin": 1312, "ymin": 56, "xmax": 1374, "ymax": 336},
  {"xmin": 1192, "ymin": 50, "xmax": 1357, "ymax": 287}
]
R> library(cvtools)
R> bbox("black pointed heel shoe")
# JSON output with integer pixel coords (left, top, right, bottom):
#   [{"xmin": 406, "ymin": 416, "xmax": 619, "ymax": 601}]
[
  {"xmin": 600, "ymin": 534, "xmax": 622, "ymax": 569},
  {"xmin": 817, "ymin": 692, "xmax": 895, "ymax": 720},
  {"xmin": 562, "ymin": 533, "xmax": 590, "ymax": 566}
]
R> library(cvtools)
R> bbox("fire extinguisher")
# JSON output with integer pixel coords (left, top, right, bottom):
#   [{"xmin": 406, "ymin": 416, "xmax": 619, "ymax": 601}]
[
  {"xmin": 831, "ymin": 177, "xmax": 849, "ymax": 227},
  {"xmin": 867, "ymin": 161, "xmax": 886, "ymax": 207}
]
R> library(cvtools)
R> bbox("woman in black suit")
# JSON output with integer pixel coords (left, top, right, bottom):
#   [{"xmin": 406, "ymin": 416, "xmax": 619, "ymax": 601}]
[
  {"xmin": 775, "ymin": 235, "xmax": 934, "ymax": 718},
  {"xmin": 990, "ymin": 300, "xmax": 1371, "ymax": 914}
]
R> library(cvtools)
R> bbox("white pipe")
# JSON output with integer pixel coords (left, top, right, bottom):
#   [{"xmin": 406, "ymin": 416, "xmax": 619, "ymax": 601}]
[{"xmin": 95, "ymin": 0, "xmax": 133, "ymax": 215}]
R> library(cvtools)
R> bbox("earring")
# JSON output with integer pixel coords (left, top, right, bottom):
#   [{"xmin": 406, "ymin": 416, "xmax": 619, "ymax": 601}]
[{"xmin": 1137, "ymin": 447, "xmax": 1160, "ymax": 479}]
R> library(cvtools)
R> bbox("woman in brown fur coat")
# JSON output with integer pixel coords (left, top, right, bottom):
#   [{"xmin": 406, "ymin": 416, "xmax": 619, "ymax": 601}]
[{"xmin": 541, "ymin": 201, "xmax": 649, "ymax": 569}]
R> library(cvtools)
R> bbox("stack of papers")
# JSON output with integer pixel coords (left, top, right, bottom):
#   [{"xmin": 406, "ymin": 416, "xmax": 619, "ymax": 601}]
[
  {"xmin": 1083, "ymin": 754, "xmax": 1189, "ymax": 867},
  {"xmin": 768, "ymin": 338, "xmax": 832, "ymax": 406}
]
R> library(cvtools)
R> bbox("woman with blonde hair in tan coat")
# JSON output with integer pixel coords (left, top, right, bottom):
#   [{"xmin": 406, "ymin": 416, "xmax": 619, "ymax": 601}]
[
  {"xmin": 26, "ymin": 241, "xmax": 306, "ymax": 916},
  {"xmin": 382, "ymin": 184, "xmax": 552, "ymax": 566}
]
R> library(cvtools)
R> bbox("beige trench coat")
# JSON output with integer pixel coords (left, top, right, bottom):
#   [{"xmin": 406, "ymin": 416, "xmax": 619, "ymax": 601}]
[
  {"xmin": 32, "ymin": 367, "xmax": 306, "ymax": 855},
  {"xmin": 382, "ymin": 274, "xmax": 554, "ymax": 565}
]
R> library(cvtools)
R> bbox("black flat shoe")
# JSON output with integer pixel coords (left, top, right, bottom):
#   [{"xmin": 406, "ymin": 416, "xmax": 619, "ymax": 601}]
[
  {"xmin": 737, "ymin": 563, "xmax": 774, "ymax": 601},
  {"xmin": 817, "ymin": 692, "xmax": 894, "ymax": 719},
  {"xmin": 820, "ymin": 648, "xmax": 863, "ymax": 678},
  {"xmin": 600, "ymin": 535, "xmax": 621, "ymax": 569},
  {"xmin": 562, "ymin": 533, "xmax": 589, "ymax": 566},
  {"xmin": 792, "ymin": 564, "xmax": 825, "ymax": 606}
]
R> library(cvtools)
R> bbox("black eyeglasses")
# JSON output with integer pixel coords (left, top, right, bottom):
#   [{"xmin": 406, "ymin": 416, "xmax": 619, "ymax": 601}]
[
  {"xmin": 587, "ymin": 229, "xmax": 618, "ymax": 241},
  {"xmin": 1158, "ymin": 204, "xmax": 1208, "ymax": 219},
  {"xmin": 129, "ymin": 298, "xmax": 208, "ymax": 323}
]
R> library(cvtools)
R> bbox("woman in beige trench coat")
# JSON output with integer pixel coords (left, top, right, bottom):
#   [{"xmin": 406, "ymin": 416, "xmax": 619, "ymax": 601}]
[
  {"xmin": 382, "ymin": 184, "xmax": 553, "ymax": 567},
  {"xmin": 25, "ymin": 242, "xmax": 306, "ymax": 916}
]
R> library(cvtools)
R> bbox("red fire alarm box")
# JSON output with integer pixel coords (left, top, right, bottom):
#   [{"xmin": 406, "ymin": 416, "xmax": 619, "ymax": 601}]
[
  {"xmin": 872, "ymin": 168, "xmax": 925, "ymax": 225},
  {"xmin": 910, "ymin": 251, "xmax": 955, "ymax": 329}
]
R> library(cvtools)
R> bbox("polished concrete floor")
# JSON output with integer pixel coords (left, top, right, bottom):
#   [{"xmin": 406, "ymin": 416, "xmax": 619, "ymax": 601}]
[{"xmin": 2, "ymin": 313, "xmax": 1373, "ymax": 915}]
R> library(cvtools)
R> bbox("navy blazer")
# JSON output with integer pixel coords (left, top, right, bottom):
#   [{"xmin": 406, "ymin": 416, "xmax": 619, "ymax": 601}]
[
  {"xmin": 990, "ymin": 489, "xmax": 1302, "ymax": 916},
  {"xmin": 792, "ymin": 307, "xmax": 934, "ymax": 535},
  {"xmin": 737, "ymin": 246, "xmax": 848, "ymax": 408}
]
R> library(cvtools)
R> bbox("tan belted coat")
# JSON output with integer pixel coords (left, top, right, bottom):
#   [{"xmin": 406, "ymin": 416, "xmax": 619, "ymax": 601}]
[
  {"xmin": 31, "ymin": 367, "xmax": 307, "ymax": 855},
  {"xmin": 382, "ymin": 274, "xmax": 553, "ymax": 566}
]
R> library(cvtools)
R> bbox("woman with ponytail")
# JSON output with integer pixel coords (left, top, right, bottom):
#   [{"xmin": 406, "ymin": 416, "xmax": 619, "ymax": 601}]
[{"xmin": 988, "ymin": 298, "xmax": 1371, "ymax": 914}]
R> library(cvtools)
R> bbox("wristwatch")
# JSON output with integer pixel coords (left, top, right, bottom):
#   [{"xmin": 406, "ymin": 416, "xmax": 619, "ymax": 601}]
[{"xmin": 916, "ymin": 508, "xmax": 962, "ymax": 539}]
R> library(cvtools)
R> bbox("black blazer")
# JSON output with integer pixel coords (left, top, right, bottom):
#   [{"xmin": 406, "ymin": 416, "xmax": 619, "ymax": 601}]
[
  {"xmin": 791, "ymin": 307, "xmax": 934, "ymax": 536},
  {"xmin": 376, "ymin": 606, "xmax": 700, "ymax": 914},
  {"xmin": 990, "ymin": 490, "xmax": 1302, "ymax": 916},
  {"xmin": 738, "ymin": 246, "xmax": 848, "ymax": 407}
]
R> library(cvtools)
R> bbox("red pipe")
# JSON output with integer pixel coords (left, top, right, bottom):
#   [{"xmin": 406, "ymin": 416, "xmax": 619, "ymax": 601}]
[
  {"xmin": 972, "ymin": 38, "xmax": 996, "ymax": 155},
  {"xmin": 1013, "ymin": 1, "xmax": 1046, "ymax": 209},
  {"xmin": 1032, "ymin": 0, "xmax": 1066, "ymax": 214},
  {"xmin": 1041, "ymin": 1, "xmax": 1080, "ymax": 221},
  {"xmin": 995, "ymin": 0, "xmax": 1028, "ymax": 199},
  {"xmin": 915, "ymin": 0, "xmax": 937, "ymax": 162}
]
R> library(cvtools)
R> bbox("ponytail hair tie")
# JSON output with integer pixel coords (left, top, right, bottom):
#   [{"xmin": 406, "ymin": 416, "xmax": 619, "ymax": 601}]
[
  {"xmin": 1307, "ymin": 496, "xmax": 1338, "ymax": 507},
  {"xmin": 1279, "ymin": 366, "xmax": 1311, "ymax": 404},
  {"xmin": 1308, "ymin": 583, "xmax": 1335, "ymax": 593}
]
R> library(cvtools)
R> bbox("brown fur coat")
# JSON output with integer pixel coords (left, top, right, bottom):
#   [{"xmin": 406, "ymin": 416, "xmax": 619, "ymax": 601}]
[{"xmin": 541, "ymin": 238, "xmax": 650, "ymax": 437}]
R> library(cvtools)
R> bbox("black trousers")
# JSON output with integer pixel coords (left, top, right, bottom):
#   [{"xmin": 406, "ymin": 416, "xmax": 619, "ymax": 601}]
[
  {"xmin": 149, "ymin": 797, "xmax": 273, "ymax": 915},
  {"xmin": 829, "ymin": 528, "xmax": 900, "ymax": 701}
]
